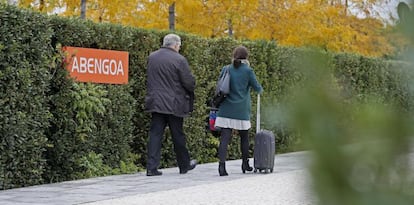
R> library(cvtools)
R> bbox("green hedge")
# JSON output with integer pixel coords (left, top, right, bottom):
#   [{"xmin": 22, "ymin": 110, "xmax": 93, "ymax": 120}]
[
  {"xmin": 0, "ymin": 4, "xmax": 53, "ymax": 189},
  {"xmin": 1, "ymin": 4, "xmax": 413, "ymax": 189},
  {"xmin": 45, "ymin": 17, "xmax": 139, "ymax": 182}
]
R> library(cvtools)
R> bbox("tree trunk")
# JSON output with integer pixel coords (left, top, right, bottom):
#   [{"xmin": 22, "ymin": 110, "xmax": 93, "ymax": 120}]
[
  {"xmin": 227, "ymin": 19, "xmax": 233, "ymax": 37},
  {"xmin": 81, "ymin": 0, "xmax": 87, "ymax": 19},
  {"xmin": 169, "ymin": 2, "xmax": 176, "ymax": 30},
  {"xmin": 39, "ymin": 0, "xmax": 45, "ymax": 12},
  {"xmin": 344, "ymin": 0, "xmax": 348, "ymax": 16}
]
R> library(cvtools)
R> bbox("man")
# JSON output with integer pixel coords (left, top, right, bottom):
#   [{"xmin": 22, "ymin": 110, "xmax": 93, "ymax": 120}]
[{"xmin": 145, "ymin": 33, "xmax": 197, "ymax": 176}]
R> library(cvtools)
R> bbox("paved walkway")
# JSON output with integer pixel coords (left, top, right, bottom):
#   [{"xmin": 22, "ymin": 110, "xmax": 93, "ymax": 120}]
[{"xmin": 0, "ymin": 151, "xmax": 316, "ymax": 205}]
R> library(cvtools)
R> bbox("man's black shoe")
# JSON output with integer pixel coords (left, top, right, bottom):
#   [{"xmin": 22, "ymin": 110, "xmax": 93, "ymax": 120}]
[
  {"xmin": 179, "ymin": 159, "xmax": 197, "ymax": 174},
  {"xmin": 146, "ymin": 169, "xmax": 162, "ymax": 176}
]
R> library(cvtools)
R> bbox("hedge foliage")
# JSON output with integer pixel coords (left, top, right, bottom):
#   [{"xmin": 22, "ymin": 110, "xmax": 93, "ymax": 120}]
[
  {"xmin": 0, "ymin": 4, "xmax": 53, "ymax": 189},
  {"xmin": 1, "ymin": 4, "xmax": 413, "ymax": 189}
]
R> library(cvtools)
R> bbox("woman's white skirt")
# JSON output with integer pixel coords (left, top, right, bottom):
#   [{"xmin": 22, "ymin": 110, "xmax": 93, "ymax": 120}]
[{"xmin": 214, "ymin": 117, "xmax": 251, "ymax": 130}]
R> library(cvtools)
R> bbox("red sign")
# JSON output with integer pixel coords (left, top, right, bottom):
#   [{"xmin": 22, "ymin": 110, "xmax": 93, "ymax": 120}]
[{"xmin": 63, "ymin": 46, "xmax": 129, "ymax": 84}]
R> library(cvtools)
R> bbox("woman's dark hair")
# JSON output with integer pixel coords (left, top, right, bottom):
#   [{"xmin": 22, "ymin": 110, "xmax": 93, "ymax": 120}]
[{"xmin": 232, "ymin": 46, "xmax": 249, "ymax": 68}]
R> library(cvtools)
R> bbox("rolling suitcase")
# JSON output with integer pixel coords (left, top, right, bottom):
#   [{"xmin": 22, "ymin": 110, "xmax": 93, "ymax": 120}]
[{"xmin": 253, "ymin": 94, "xmax": 276, "ymax": 173}]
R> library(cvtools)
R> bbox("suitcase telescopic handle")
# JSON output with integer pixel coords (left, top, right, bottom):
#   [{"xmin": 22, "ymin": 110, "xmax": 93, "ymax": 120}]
[{"xmin": 256, "ymin": 94, "xmax": 260, "ymax": 133}]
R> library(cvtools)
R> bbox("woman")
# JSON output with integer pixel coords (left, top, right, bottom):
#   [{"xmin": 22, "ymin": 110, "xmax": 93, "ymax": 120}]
[{"xmin": 215, "ymin": 46, "xmax": 263, "ymax": 176}]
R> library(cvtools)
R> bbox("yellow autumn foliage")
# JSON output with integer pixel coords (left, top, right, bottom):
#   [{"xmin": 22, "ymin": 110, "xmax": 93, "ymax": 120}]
[{"xmin": 15, "ymin": 0, "xmax": 408, "ymax": 57}]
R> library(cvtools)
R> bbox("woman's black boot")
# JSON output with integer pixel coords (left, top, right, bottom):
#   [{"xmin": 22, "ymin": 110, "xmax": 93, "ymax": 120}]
[
  {"xmin": 218, "ymin": 162, "xmax": 228, "ymax": 176},
  {"xmin": 241, "ymin": 159, "xmax": 253, "ymax": 173}
]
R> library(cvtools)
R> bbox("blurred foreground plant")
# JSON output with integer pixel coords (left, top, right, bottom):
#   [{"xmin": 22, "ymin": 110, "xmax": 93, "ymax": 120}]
[{"xmin": 273, "ymin": 45, "xmax": 414, "ymax": 204}]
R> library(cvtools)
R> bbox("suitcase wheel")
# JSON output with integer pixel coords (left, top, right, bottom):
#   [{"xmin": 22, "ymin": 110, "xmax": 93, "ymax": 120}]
[{"xmin": 254, "ymin": 168, "xmax": 273, "ymax": 173}]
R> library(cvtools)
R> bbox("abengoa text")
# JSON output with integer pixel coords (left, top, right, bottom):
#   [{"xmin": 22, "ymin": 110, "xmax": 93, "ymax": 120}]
[{"xmin": 71, "ymin": 57, "xmax": 125, "ymax": 76}]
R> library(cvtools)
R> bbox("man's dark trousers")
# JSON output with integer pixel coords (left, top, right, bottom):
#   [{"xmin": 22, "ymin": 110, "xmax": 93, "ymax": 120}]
[{"xmin": 147, "ymin": 112, "xmax": 191, "ymax": 171}]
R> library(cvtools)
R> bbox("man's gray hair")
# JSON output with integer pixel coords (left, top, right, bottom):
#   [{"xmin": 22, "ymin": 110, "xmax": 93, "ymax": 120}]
[{"xmin": 163, "ymin": 34, "xmax": 181, "ymax": 47}]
